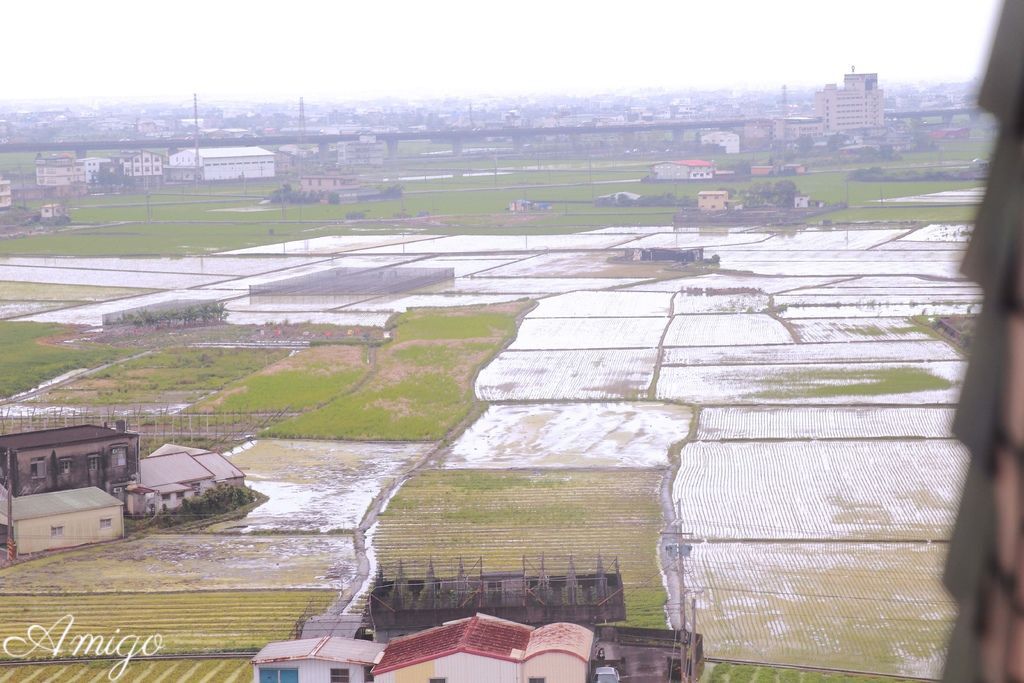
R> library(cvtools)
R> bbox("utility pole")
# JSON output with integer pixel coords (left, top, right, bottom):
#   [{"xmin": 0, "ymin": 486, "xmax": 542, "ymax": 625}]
[
  {"xmin": 668, "ymin": 500, "xmax": 694, "ymax": 683},
  {"xmin": 688, "ymin": 595, "xmax": 698, "ymax": 683},
  {"xmin": 4, "ymin": 449, "xmax": 15, "ymax": 563},
  {"xmin": 193, "ymin": 93, "xmax": 201, "ymax": 193},
  {"xmin": 298, "ymin": 97, "xmax": 307, "ymax": 175}
]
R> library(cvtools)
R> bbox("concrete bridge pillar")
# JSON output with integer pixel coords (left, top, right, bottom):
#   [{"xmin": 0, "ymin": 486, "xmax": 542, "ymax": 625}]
[
  {"xmin": 318, "ymin": 141, "xmax": 330, "ymax": 164},
  {"xmin": 512, "ymin": 134, "xmax": 525, "ymax": 154},
  {"xmin": 570, "ymin": 134, "xmax": 582, "ymax": 154},
  {"xmin": 672, "ymin": 128, "xmax": 686, "ymax": 146},
  {"xmin": 942, "ymin": 113, "xmax": 955, "ymax": 126},
  {"xmin": 452, "ymin": 137, "xmax": 464, "ymax": 157},
  {"xmin": 74, "ymin": 147, "xmax": 88, "ymax": 159},
  {"xmin": 622, "ymin": 131, "xmax": 637, "ymax": 151},
  {"xmin": 386, "ymin": 138, "xmax": 400, "ymax": 160}
]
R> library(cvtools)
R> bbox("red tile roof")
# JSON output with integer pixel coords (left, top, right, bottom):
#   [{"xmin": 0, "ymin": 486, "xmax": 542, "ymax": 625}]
[
  {"xmin": 671, "ymin": 159, "xmax": 714, "ymax": 167},
  {"xmin": 373, "ymin": 614, "xmax": 532, "ymax": 674}
]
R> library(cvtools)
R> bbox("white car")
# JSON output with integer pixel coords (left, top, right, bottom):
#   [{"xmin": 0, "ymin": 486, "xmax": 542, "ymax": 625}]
[{"xmin": 595, "ymin": 666, "xmax": 621, "ymax": 683}]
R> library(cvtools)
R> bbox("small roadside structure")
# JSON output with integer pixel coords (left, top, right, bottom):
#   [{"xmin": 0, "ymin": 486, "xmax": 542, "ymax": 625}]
[
  {"xmin": 623, "ymin": 247, "xmax": 705, "ymax": 263},
  {"xmin": 595, "ymin": 191, "xmax": 642, "ymax": 206},
  {"xmin": 137, "ymin": 444, "xmax": 245, "ymax": 513},
  {"xmin": 0, "ymin": 486, "xmax": 123, "ymax": 556},
  {"xmin": 508, "ymin": 198, "xmax": 551, "ymax": 212},
  {"xmin": 697, "ymin": 190, "xmax": 729, "ymax": 212},
  {"xmin": 251, "ymin": 636, "xmax": 384, "ymax": 683},
  {"xmin": 39, "ymin": 203, "xmax": 68, "ymax": 220}
]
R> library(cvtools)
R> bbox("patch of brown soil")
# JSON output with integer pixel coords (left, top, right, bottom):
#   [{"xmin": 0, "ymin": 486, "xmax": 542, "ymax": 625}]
[{"xmin": 258, "ymin": 345, "xmax": 364, "ymax": 377}]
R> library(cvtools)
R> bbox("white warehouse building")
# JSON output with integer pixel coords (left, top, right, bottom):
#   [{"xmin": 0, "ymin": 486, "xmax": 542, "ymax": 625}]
[
  {"xmin": 166, "ymin": 146, "xmax": 275, "ymax": 181},
  {"xmin": 700, "ymin": 131, "xmax": 740, "ymax": 154}
]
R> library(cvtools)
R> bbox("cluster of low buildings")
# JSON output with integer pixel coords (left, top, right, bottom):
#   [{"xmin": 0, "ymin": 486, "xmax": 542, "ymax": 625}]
[
  {"xmin": 686, "ymin": 72, "xmax": 891, "ymax": 159},
  {"xmin": 0, "ymin": 423, "xmax": 244, "ymax": 557},
  {"xmin": 251, "ymin": 613, "xmax": 596, "ymax": 683},
  {"xmin": 8, "ymin": 145, "xmax": 277, "ymax": 203}
]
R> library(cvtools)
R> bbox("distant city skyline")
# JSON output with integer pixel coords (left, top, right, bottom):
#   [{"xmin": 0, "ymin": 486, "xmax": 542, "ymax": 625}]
[{"xmin": 2, "ymin": 0, "xmax": 1004, "ymax": 102}]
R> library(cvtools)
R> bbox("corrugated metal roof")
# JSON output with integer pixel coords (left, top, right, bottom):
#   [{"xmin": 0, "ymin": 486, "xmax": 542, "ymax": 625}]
[
  {"xmin": 194, "ymin": 452, "xmax": 244, "ymax": 482},
  {"xmin": 197, "ymin": 147, "xmax": 273, "ymax": 158},
  {"xmin": 150, "ymin": 443, "xmax": 208, "ymax": 457},
  {"xmin": 252, "ymin": 637, "xmax": 384, "ymax": 665},
  {"xmin": 5, "ymin": 487, "xmax": 122, "ymax": 522},
  {"xmin": 139, "ymin": 451, "xmax": 213, "ymax": 487}
]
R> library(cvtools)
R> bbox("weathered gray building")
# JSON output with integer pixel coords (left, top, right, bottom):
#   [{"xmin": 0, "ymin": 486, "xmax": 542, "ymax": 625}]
[{"xmin": 0, "ymin": 424, "xmax": 140, "ymax": 499}]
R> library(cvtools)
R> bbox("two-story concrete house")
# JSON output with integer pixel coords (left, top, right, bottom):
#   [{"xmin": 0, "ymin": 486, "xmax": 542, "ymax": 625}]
[{"xmin": 0, "ymin": 423, "xmax": 140, "ymax": 500}]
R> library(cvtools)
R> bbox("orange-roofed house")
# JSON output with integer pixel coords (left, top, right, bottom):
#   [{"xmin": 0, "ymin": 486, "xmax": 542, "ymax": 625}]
[{"xmin": 371, "ymin": 613, "xmax": 594, "ymax": 683}]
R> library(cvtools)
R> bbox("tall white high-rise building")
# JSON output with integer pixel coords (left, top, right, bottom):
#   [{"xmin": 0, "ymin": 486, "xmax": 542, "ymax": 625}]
[{"xmin": 815, "ymin": 72, "xmax": 885, "ymax": 133}]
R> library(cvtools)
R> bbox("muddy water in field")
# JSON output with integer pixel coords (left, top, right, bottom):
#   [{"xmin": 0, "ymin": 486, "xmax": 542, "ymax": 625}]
[{"xmin": 221, "ymin": 439, "xmax": 433, "ymax": 533}]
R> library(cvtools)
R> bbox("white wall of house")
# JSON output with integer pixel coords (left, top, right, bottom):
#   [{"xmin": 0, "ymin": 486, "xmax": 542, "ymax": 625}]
[
  {"xmin": 651, "ymin": 162, "xmax": 713, "ymax": 181},
  {"xmin": 253, "ymin": 659, "xmax": 372, "ymax": 683},
  {"xmin": 374, "ymin": 652, "xmax": 519, "ymax": 683},
  {"xmin": 523, "ymin": 651, "xmax": 589, "ymax": 683},
  {"xmin": 168, "ymin": 149, "xmax": 274, "ymax": 181},
  {"xmin": 11, "ymin": 505, "xmax": 123, "ymax": 555},
  {"xmin": 700, "ymin": 131, "xmax": 740, "ymax": 154},
  {"xmin": 201, "ymin": 156, "xmax": 275, "ymax": 181}
]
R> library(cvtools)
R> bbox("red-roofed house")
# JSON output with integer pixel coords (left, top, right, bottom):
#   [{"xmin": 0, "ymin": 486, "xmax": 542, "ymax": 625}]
[
  {"xmin": 372, "ymin": 614, "xmax": 593, "ymax": 683},
  {"xmin": 651, "ymin": 160, "xmax": 715, "ymax": 181}
]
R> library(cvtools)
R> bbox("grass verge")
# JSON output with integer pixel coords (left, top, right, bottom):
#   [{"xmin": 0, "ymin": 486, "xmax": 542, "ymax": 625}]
[
  {"xmin": 0, "ymin": 322, "xmax": 128, "ymax": 399},
  {"xmin": 44, "ymin": 346, "xmax": 289, "ymax": 405},
  {"xmin": 265, "ymin": 304, "xmax": 527, "ymax": 440}
]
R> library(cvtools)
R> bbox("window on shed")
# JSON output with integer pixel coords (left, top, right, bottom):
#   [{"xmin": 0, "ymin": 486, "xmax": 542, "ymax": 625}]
[
  {"xmin": 529, "ymin": 678, "xmax": 546, "ymax": 683},
  {"xmin": 30, "ymin": 458, "xmax": 45, "ymax": 478},
  {"xmin": 50, "ymin": 526, "xmax": 63, "ymax": 538},
  {"xmin": 429, "ymin": 679, "xmax": 447, "ymax": 683},
  {"xmin": 60, "ymin": 459, "xmax": 71, "ymax": 474},
  {"xmin": 329, "ymin": 669, "xmax": 350, "ymax": 683},
  {"xmin": 111, "ymin": 446, "xmax": 127, "ymax": 467},
  {"xmin": 100, "ymin": 518, "xmax": 112, "ymax": 529},
  {"xmin": 88, "ymin": 455, "xmax": 99, "ymax": 471}
]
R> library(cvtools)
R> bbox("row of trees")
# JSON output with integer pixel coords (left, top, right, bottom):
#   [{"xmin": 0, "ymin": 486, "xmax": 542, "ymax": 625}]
[
  {"xmin": 151, "ymin": 484, "xmax": 259, "ymax": 526},
  {"xmin": 848, "ymin": 166, "xmax": 978, "ymax": 182},
  {"xmin": 120, "ymin": 302, "xmax": 227, "ymax": 327},
  {"xmin": 741, "ymin": 180, "xmax": 800, "ymax": 208},
  {"xmin": 268, "ymin": 183, "xmax": 403, "ymax": 205}
]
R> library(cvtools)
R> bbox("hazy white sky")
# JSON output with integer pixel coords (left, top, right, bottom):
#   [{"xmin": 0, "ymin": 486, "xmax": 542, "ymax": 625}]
[{"xmin": 3, "ymin": 0, "xmax": 1005, "ymax": 102}]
